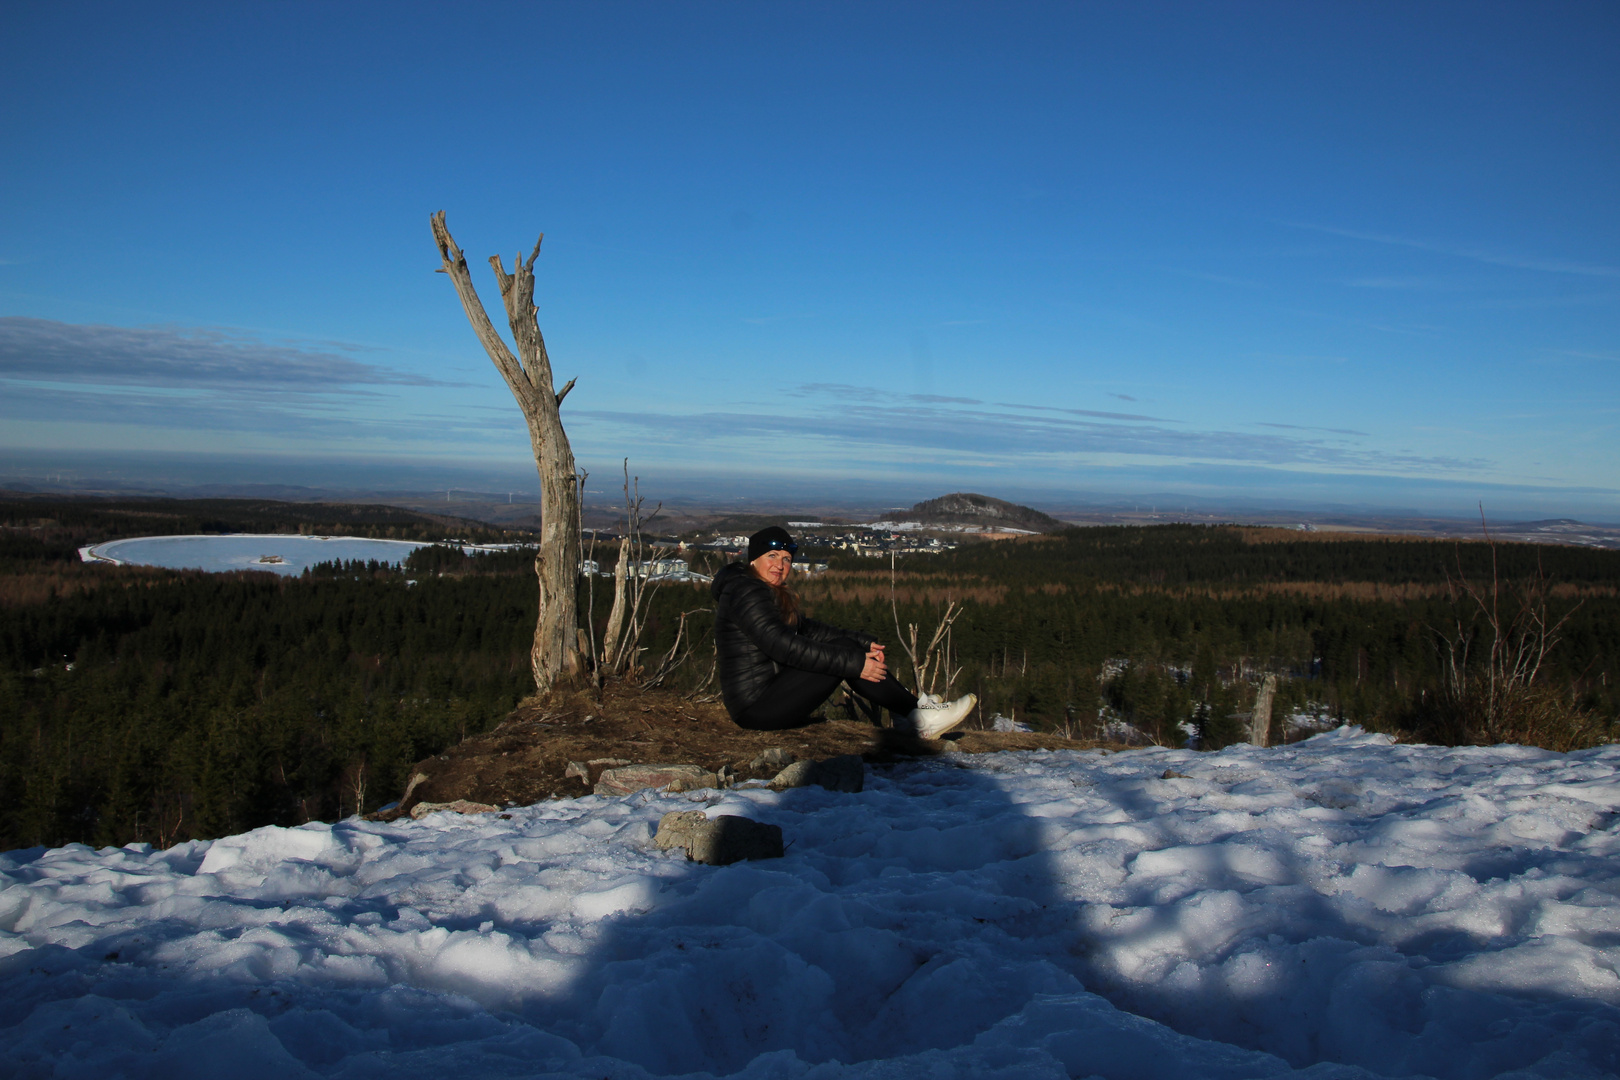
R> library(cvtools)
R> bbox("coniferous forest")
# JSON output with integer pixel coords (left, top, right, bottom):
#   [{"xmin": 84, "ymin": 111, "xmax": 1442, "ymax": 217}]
[
  {"xmin": 3, "ymin": 497, "xmax": 1616, "ymax": 851},
  {"xmin": 801, "ymin": 527, "xmax": 1619, "ymax": 752}
]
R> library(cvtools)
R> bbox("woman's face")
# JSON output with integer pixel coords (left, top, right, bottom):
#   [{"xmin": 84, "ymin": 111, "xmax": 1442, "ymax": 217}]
[{"xmin": 752, "ymin": 549, "xmax": 793, "ymax": 587}]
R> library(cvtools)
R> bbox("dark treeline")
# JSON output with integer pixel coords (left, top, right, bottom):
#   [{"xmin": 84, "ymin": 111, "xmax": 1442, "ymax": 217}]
[
  {"xmin": 4, "ymin": 520, "xmax": 1616, "ymax": 851},
  {"xmin": 1, "ymin": 538, "xmax": 538, "ymax": 851},
  {"xmin": 1, "ymin": 494, "xmax": 523, "ymax": 552},
  {"xmin": 822, "ymin": 524, "xmax": 1620, "ymax": 586}
]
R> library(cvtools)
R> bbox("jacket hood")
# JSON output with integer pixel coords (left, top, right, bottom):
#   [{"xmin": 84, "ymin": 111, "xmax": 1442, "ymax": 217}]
[{"xmin": 711, "ymin": 561, "xmax": 752, "ymax": 601}]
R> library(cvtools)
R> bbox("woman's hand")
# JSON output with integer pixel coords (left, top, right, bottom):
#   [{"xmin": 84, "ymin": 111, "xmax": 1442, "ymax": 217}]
[{"xmin": 859, "ymin": 642, "xmax": 887, "ymax": 682}]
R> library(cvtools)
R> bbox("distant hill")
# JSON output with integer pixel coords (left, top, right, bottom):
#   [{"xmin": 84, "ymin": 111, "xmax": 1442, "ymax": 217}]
[{"xmin": 906, "ymin": 493, "xmax": 1065, "ymax": 533}]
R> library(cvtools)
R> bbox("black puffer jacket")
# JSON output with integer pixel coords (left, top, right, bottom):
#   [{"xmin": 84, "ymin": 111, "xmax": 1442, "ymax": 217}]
[{"xmin": 711, "ymin": 563, "xmax": 874, "ymax": 718}]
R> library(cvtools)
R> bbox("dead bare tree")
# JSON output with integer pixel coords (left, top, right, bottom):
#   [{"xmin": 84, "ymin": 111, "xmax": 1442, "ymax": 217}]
[
  {"xmin": 151, "ymin": 790, "xmax": 186, "ymax": 849},
  {"xmin": 1429, "ymin": 505, "xmax": 1587, "ymax": 746},
  {"xmin": 598, "ymin": 465, "xmax": 636, "ymax": 675},
  {"xmin": 598, "ymin": 461, "xmax": 663, "ymax": 681},
  {"xmin": 344, "ymin": 755, "xmax": 368, "ymax": 819},
  {"xmin": 1248, "ymin": 674, "xmax": 1277, "ymax": 747},
  {"xmin": 578, "ymin": 466, "xmax": 598, "ymax": 675},
  {"xmin": 890, "ymin": 550, "xmax": 965, "ymax": 698},
  {"xmin": 431, "ymin": 212, "xmax": 581, "ymax": 694}
]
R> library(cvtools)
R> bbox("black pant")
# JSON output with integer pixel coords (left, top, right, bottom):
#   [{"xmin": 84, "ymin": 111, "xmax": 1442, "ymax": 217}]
[{"xmin": 734, "ymin": 669, "xmax": 920, "ymax": 731}]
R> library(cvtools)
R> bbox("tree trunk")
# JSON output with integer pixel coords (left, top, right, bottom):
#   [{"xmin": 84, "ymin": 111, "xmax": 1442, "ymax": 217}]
[
  {"xmin": 600, "ymin": 534, "xmax": 631, "ymax": 670},
  {"xmin": 1249, "ymin": 673, "xmax": 1277, "ymax": 747},
  {"xmin": 430, "ymin": 212, "xmax": 581, "ymax": 695}
]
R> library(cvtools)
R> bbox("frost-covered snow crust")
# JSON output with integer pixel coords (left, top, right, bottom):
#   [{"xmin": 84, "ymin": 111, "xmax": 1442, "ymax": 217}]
[{"xmin": 3, "ymin": 729, "xmax": 1618, "ymax": 1079}]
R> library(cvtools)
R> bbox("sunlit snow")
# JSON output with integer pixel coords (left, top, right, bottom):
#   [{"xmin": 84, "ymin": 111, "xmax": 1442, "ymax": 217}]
[{"xmin": 3, "ymin": 729, "xmax": 1617, "ymax": 1079}]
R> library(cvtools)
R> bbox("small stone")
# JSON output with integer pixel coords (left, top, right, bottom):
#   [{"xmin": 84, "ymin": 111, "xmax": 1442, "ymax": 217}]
[
  {"xmin": 769, "ymin": 755, "xmax": 864, "ymax": 793},
  {"xmin": 595, "ymin": 763, "xmax": 719, "ymax": 796},
  {"xmin": 749, "ymin": 747, "xmax": 797, "ymax": 772},
  {"xmin": 655, "ymin": 810, "xmax": 784, "ymax": 865},
  {"xmin": 410, "ymin": 799, "xmax": 500, "ymax": 819},
  {"xmin": 1162, "ymin": 768, "xmax": 1192, "ymax": 780}
]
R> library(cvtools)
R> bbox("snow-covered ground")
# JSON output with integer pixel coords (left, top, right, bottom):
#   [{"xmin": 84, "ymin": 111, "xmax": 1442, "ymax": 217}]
[{"xmin": 3, "ymin": 729, "xmax": 1618, "ymax": 1079}]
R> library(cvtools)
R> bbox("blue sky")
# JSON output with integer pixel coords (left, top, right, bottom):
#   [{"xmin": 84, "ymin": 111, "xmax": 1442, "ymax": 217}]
[{"xmin": 2, "ymin": 2, "xmax": 1617, "ymax": 517}]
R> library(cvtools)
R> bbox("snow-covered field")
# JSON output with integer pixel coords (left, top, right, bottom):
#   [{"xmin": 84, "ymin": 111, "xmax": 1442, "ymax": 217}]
[{"xmin": 3, "ymin": 729, "xmax": 1618, "ymax": 1079}]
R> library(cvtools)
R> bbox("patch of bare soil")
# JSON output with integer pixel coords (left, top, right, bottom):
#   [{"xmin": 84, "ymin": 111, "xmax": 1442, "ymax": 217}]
[{"xmin": 378, "ymin": 683, "xmax": 1109, "ymax": 816}]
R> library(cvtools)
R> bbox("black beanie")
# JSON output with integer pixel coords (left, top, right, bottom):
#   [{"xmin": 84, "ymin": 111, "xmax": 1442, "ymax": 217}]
[{"xmin": 747, "ymin": 526, "xmax": 797, "ymax": 563}]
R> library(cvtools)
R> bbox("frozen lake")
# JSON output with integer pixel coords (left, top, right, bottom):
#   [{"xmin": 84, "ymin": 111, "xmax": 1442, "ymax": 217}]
[{"xmin": 80, "ymin": 534, "xmax": 483, "ymax": 576}]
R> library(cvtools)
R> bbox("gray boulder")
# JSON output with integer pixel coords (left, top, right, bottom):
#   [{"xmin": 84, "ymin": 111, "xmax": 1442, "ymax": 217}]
[{"xmin": 654, "ymin": 810, "xmax": 784, "ymax": 865}]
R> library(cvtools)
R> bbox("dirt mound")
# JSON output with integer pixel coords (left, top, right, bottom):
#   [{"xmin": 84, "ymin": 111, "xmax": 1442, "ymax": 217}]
[{"xmin": 377, "ymin": 683, "xmax": 1107, "ymax": 816}]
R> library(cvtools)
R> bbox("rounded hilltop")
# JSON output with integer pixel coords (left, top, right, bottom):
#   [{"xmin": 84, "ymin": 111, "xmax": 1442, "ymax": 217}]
[{"xmin": 904, "ymin": 492, "xmax": 1065, "ymax": 533}]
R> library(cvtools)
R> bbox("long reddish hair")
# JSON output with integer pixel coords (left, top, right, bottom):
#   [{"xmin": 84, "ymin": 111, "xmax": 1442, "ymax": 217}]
[{"xmin": 751, "ymin": 564, "xmax": 801, "ymax": 626}]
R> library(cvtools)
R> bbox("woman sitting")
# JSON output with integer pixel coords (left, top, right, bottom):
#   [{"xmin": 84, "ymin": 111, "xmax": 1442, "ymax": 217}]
[{"xmin": 710, "ymin": 526, "xmax": 976, "ymax": 737}]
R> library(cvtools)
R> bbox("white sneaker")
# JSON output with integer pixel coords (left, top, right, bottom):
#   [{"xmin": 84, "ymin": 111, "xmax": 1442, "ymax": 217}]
[{"xmin": 906, "ymin": 693, "xmax": 977, "ymax": 739}]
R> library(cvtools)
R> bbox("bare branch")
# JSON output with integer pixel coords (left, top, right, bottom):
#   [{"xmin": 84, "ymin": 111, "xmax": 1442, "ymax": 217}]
[
  {"xmin": 644, "ymin": 609, "xmax": 712, "ymax": 689},
  {"xmin": 555, "ymin": 376, "xmax": 577, "ymax": 407},
  {"xmin": 430, "ymin": 212, "xmax": 532, "ymax": 403}
]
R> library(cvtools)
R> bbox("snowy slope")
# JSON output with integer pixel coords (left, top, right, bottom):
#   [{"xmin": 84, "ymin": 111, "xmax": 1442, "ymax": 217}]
[{"xmin": 2, "ymin": 729, "xmax": 1618, "ymax": 1080}]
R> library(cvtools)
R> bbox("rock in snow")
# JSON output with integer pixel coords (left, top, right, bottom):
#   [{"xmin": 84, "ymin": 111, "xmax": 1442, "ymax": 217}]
[
  {"xmin": 2, "ymin": 727, "xmax": 1619, "ymax": 1079},
  {"xmin": 654, "ymin": 810, "xmax": 785, "ymax": 865},
  {"xmin": 593, "ymin": 763, "xmax": 719, "ymax": 796},
  {"xmin": 408, "ymin": 798, "xmax": 501, "ymax": 819}
]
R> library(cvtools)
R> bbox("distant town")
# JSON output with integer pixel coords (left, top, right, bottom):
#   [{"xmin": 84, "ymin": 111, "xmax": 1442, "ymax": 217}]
[
  {"xmin": 578, "ymin": 522, "xmax": 986, "ymax": 583},
  {"xmin": 687, "ymin": 522, "xmax": 976, "ymax": 560}
]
